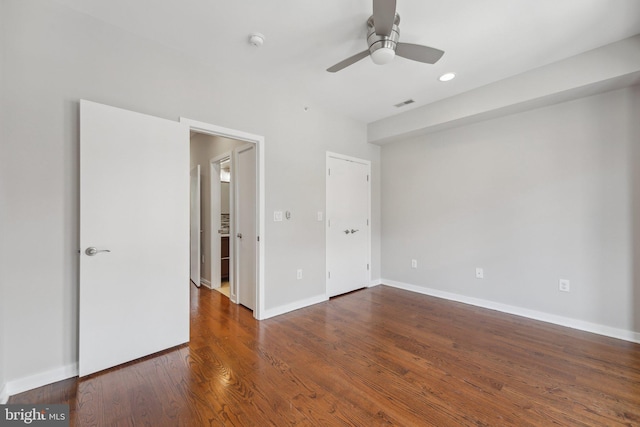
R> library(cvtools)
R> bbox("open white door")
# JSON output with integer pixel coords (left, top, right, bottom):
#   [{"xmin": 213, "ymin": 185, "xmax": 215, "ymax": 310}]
[
  {"xmin": 234, "ymin": 144, "xmax": 257, "ymax": 310},
  {"xmin": 79, "ymin": 100, "xmax": 189, "ymax": 377},
  {"xmin": 190, "ymin": 165, "xmax": 201, "ymax": 286},
  {"xmin": 326, "ymin": 153, "xmax": 371, "ymax": 297}
]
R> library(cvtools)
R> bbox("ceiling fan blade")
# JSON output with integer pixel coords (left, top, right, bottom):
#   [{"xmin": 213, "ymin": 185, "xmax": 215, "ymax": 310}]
[
  {"xmin": 396, "ymin": 43, "xmax": 445, "ymax": 64},
  {"xmin": 373, "ymin": 0, "xmax": 396, "ymax": 36},
  {"xmin": 326, "ymin": 50, "xmax": 370, "ymax": 73}
]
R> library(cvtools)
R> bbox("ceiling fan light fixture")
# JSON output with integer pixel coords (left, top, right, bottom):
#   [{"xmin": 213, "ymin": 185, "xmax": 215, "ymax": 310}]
[{"xmin": 370, "ymin": 46, "xmax": 395, "ymax": 65}]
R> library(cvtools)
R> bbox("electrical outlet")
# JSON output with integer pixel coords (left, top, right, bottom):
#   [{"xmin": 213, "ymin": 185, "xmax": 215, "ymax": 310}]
[
  {"xmin": 411, "ymin": 259, "xmax": 417, "ymax": 269},
  {"xmin": 475, "ymin": 268, "xmax": 484, "ymax": 279},
  {"xmin": 559, "ymin": 279, "xmax": 570, "ymax": 292},
  {"xmin": 297, "ymin": 269, "xmax": 303, "ymax": 280}
]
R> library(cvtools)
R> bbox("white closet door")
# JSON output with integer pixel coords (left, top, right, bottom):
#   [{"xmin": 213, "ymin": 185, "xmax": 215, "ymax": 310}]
[{"xmin": 326, "ymin": 154, "xmax": 370, "ymax": 297}]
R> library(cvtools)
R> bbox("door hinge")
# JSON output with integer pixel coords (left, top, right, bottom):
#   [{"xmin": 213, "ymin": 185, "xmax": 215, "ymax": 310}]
[
  {"xmin": 367, "ymin": 219, "xmax": 369, "ymax": 226},
  {"xmin": 367, "ymin": 264, "xmax": 370, "ymax": 271},
  {"xmin": 328, "ymin": 271, "xmax": 331, "ymax": 279},
  {"xmin": 328, "ymin": 168, "xmax": 331, "ymax": 176},
  {"xmin": 202, "ymin": 255, "xmax": 205, "ymax": 264},
  {"xmin": 328, "ymin": 219, "xmax": 331, "ymax": 228},
  {"xmin": 257, "ymin": 236, "xmax": 260, "ymax": 242},
  {"xmin": 367, "ymin": 174, "xmax": 369, "ymax": 182}
]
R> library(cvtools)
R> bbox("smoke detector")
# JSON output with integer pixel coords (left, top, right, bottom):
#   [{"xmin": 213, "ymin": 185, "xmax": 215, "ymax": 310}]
[{"xmin": 249, "ymin": 33, "xmax": 265, "ymax": 47}]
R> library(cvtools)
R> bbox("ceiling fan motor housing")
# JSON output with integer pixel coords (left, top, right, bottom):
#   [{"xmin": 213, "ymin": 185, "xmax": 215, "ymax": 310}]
[{"xmin": 367, "ymin": 14, "xmax": 400, "ymax": 64}]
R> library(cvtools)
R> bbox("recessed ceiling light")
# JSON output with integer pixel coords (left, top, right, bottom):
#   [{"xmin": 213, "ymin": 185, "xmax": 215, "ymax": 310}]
[{"xmin": 438, "ymin": 72, "xmax": 456, "ymax": 82}]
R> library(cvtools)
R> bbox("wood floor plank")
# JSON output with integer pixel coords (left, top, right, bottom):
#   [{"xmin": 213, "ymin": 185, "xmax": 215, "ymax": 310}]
[
  {"xmin": 8, "ymin": 285, "xmax": 640, "ymax": 426},
  {"xmin": 287, "ymin": 298, "xmax": 539, "ymax": 426}
]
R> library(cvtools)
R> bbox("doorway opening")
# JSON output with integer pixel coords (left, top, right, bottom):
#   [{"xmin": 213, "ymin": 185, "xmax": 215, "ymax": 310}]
[
  {"xmin": 210, "ymin": 155, "xmax": 232, "ymax": 299},
  {"xmin": 183, "ymin": 118, "xmax": 265, "ymax": 319}
]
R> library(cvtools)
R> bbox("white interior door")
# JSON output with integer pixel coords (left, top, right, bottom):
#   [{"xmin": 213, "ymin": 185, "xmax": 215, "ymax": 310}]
[
  {"xmin": 190, "ymin": 165, "xmax": 201, "ymax": 287},
  {"xmin": 79, "ymin": 100, "xmax": 189, "ymax": 377},
  {"xmin": 234, "ymin": 144, "xmax": 257, "ymax": 310},
  {"xmin": 326, "ymin": 153, "xmax": 371, "ymax": 297}
]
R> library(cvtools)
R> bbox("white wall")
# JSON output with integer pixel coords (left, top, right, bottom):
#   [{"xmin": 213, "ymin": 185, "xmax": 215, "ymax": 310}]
[
  {"xmin": 0, "ymin": 0, "xmax": 8, "ymax": 403},
  {"xmin": 381, "ymin": 86, "xmax": 640, "ymax": 336},
  {"xmin": 632, "ymin": 85, "xmax": 640, "ymax": 336},
  {"xmin": 0, "ymin": 219, "xmax": 5, "ymax": 402},
  {"xmin": 221, "ymin": 183, "xmax": 231, "ymax": 215},
  {"xmin": 0, "ymin": 299, "xmax": 5, "ymax": 402},
  {"xmin": 0, "ymin": 0, "xmax": 380, "ymax": 391}
]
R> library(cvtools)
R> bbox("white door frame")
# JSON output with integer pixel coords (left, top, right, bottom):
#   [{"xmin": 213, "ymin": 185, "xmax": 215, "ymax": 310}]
[
  {"xmin": 190, "ymin": 165, "xmax": 201, "ymax": 287},
  {"xmin": 209, "ymin": 152, "xmax": 232, "ymax": 293},
  {"xmin": 325, "ymin": 151, "xmax": 372, "ymax": 297},
  {"xmin": 181, "ymin": 118, "xmax": 265, "ymax": 320}
]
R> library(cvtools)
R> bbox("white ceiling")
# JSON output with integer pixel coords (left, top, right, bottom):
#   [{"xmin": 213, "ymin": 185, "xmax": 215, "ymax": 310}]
[{"xmin": 54, "ymin": 0, "xmax": 640, "ymax": 123}]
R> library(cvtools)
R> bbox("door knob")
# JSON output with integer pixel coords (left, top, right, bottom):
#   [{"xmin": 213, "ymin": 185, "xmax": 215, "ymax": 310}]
[{"xmin": 85, "ymin": 247, "xmax": 111, "ymax": 256}]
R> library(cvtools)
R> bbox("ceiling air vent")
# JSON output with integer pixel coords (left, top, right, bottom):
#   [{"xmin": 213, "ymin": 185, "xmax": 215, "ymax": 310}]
[{"xmin": 394, "ymin": 99, "xmax": 415, "ymax": 108}]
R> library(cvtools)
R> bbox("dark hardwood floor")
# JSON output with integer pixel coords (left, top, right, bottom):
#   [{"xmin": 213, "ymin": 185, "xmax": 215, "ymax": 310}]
[{"xmin": 9, "ymin": 285, "xmax": 640, "ymax": 426}]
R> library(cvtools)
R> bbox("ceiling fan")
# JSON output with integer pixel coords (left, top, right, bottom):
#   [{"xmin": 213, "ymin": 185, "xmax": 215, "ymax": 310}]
[{"xmin": 327, "ymin": 0, "xmax": 444, "ymax": 73}]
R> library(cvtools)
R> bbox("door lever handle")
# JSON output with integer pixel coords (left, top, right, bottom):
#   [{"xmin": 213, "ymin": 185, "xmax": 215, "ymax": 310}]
[
  {"xmin": 237, "ymin": 233, "xmax": 243, "ymax": 239},
  {"xmin": 350, "ymin": 229, "xmax": 359, "ymax": 234},
  {"xmin": 85, "ymin": 247, "xmax": 111, "ymax": 256}
]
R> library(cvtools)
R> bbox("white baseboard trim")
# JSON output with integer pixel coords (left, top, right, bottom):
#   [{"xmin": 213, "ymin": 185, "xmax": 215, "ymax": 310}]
[
  {"xmin": 0, "ymin": 383, "xmax": 8, "ymax": 404},
  {"xmin": 260, "ymin": 294, "xmax": 329, "ymax": 320},
  {"xmin": 200, "ymin": 278, "xmax": 212, "ymax": 289},
  {"xmin": 5, "ymin": 363, "xmax": 79, "ymax": 399},
  {"xmin": 368, "ymin": 278, "xmax": 383, "ymax": 287},
  {"xmin": 382, "ymin": 279, "xmax": 640, "ymax": 344}
]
